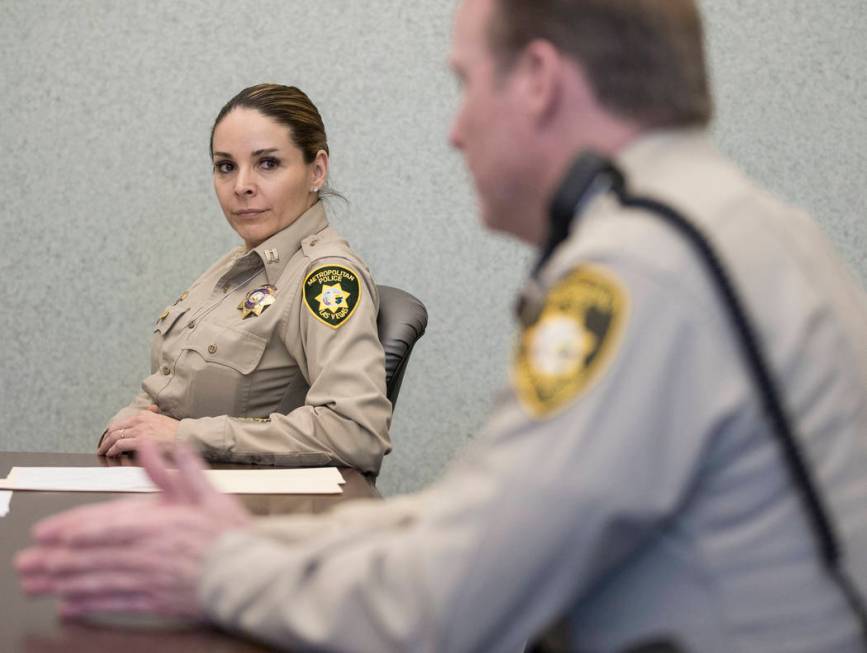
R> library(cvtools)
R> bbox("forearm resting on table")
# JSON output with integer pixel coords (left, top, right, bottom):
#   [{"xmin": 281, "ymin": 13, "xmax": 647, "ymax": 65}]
[{"xmin": 175, "ymin": 405, "xmax": 390, "ymax": 474}]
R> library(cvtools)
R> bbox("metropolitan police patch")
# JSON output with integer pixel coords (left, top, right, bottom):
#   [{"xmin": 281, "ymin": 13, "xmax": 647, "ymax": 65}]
[
  {"xmin": 513, "ymin": 266, "xmax": 626, "ymax": 418},
  {"xmin": 303, "ymin": 264, "xmax": 362, "ymax": 329}
]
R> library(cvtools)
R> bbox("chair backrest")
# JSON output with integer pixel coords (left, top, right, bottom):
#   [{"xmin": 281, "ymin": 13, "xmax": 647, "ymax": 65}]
[{"xmin": 376, "ymin": 285, "xmax": 428, "ymax": 407}]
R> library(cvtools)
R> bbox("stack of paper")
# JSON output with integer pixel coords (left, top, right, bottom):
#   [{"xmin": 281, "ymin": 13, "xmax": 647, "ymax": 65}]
[{"xmin": 0, "ymin": 467, "xmax": 344, "ymax": 495}]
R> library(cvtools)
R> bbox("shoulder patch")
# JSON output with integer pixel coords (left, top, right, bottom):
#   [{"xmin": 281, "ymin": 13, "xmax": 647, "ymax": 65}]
[
  {"xmin": 303, "ymin": 264, "xmax": 362, "ymax": 329},
  {"xmin": 513, "ymin": 266, "xmax": 627, "ymax": 418}
]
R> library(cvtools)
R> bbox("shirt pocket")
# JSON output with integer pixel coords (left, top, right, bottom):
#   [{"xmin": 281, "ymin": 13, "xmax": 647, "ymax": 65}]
[
  {"xmin": 182, "ymin": 322, "xmax": 269, "ymax": 374},
  {"xmin": 179, "ymin": 322, "xmax": 270, "ymax": 417},
  {"xmin": 153, "ymin": 306, "xmax": 189, "ymax": 337}
]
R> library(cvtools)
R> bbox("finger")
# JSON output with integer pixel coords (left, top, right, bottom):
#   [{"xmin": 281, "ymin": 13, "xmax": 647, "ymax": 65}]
[
  {"xmin": 32, "ymin": 499, "xmax": 135, "ymax": 541},
  {"xmin": 137, "ymin": 439, "xmax": 187, "ymax": 503},
  {"xmin": 32, "ymin": 497, "xmax": 155, "ymax": 544},
  {"xmin": 60, "ymin": 502, "xmax": 200, "ymax": 549},
  {"xmin": 18, "ymin": 571, "xmax": 52, "ymax": 595},
  {"xmin": 15, "ymin": 547, "xmax": 52, "ymax": 577},
  {"xmin": 107, "ymin": 412, "xmax": 150, "ymax": 438},
  {"xmin": 146, "ymin": 404, "xmax": 160, "ymax": 413},
  {"xmin": 100, "ymin": 419, "xmax": 142, "ymax": 453},
  {"xmin": 108, "ymin": 415, "xmax": 137, "ymax": 431},
  {"xmin": 98, "ymin": 430, "xmax": 123, "ymax": 456},
  {"xmin": 18, "ymin": 554, "xmax": 78, "ymax": 596},
  {"xmin": 59, "ymin": 594, "xmax": 157, "ymax": 618},
  {"xmin": 17, "ymin": 548, "xmax": 127, "ymax": 596},
  {"xmin": 20, "ymin": 572, "xmax": 56, "ymax": 596},
  {"xmin": 107, "ymin": 437, "xmax": 141, "ymax": 458},
  {"xmin": 171, "ymin": 443, "xmax": 216, "ymax": 503},
  {"xmin": 52, "ymin": 570, "xmax": 152, "ymax": 600},
  {"xmin": 21, "ymin": 545, "xmax": 152, "ymax": 580}
]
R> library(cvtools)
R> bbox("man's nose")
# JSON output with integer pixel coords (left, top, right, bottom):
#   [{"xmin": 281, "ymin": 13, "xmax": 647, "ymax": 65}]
[{"xmin": 448, "ymin": 111, "xmax": 465, "ymax": 150}]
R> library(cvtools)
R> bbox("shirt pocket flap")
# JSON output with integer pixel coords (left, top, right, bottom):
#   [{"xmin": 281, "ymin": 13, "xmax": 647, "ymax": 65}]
[
  {"xmin": 154, "ymin": 307, "xmax": 189, "ymax": 336},
  {"xmin": 183, "ymin": 323, "xmax": 269, "ymax": 374}
]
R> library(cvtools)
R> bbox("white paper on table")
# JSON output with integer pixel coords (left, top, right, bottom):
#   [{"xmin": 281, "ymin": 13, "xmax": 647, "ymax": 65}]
[
  {"xmin": 0, "ymin": 467, "xmax": 344, "ymax": 495},
  {"xmin": 207, "ymin": 468, "xmax": 344, "ymax": 494},
  {"xmin": 0, "ymin": 490, "xmax": 11, "ymax": 517}
]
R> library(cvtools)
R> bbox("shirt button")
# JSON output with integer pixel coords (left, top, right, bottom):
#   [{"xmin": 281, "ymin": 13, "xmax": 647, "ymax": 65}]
[
  {"xmin": 161, "ymin": 365, "xmax": 170, "ymax": 375},
  {"xmin": 208, "ymin": 344, "xmax": 218, "ymax": 354},
  {"xmin": 187, "ymin": 321, "xmax": 195, "ymax": 329}
]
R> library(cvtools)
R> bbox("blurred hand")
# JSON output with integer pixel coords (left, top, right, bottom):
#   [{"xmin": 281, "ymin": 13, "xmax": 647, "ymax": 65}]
[
  {"xmin": 99, "ymin": 405, "xmax": 179, "ymax": 457},
  {"xmin": 15, "ymin": 440, "xmax": 251, "ymax": 620}
]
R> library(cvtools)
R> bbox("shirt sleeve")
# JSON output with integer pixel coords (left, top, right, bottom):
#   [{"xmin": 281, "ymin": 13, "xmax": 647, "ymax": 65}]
[
  {"xmin": 175, "ymin": 258, "xmax": 392, "ymax": 476},
  {"xmin": 198, "ymin": 260, "xmax": 747, "ymax": 652}
]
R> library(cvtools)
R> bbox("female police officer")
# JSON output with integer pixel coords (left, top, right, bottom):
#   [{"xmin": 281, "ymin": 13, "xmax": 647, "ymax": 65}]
[{"xmin": 97, "ymin": 84, "xmax": 392, "ymax": 476}]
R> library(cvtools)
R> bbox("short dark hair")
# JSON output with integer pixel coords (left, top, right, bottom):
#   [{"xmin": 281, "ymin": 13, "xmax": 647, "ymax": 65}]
[
  {"xmin": 488, "ymin": 0, "xmax": 713, "ymax": 128},
  {"xmin": 210, "ymin": 84, "xmax": 329, "ymax": 162}
]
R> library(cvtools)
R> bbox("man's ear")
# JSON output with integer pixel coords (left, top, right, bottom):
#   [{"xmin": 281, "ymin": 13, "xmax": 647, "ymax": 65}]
[
  {"xmin": 514, "ymin": 40, "xmax": 600, "ymax": 129},
  {"xmin": 513, "ymin": 39, "xmax": 566, "ymax": 124}
]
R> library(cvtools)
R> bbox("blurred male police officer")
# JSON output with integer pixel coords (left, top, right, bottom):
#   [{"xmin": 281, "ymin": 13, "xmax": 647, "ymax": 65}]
[{"xmin": 16, "ymin": 0, "xmax": 867, "ymax": 651}]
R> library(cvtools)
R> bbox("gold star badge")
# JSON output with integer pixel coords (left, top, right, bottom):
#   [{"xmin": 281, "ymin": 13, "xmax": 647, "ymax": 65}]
[{"xmin": 238, "ymin": 285, "xmax": 277, "ymax": 319}]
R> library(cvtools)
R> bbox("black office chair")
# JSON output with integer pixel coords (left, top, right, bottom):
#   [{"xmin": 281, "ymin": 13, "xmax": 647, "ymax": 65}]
[{"xmin": 376, "ymin": 285, "xmax": 427, "ymax": 407}]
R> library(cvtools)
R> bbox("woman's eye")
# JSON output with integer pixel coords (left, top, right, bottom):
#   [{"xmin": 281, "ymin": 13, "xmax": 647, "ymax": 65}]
[
  {"xmin": 260, "ymin": 157, "xmax": 280, "ymax": 170},
  {"xmin": 214, "ymin": 161, "xmax": 234, "ymax": 174}
]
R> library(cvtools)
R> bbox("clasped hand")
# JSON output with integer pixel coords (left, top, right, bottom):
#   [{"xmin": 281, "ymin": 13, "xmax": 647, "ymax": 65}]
[{"xmin": 99, "ymin": 405, "xmax": 179, "ymax": 457}]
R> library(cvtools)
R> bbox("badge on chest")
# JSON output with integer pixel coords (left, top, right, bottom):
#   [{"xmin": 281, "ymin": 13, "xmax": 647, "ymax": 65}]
[{"xmin": 238, "ymin": 285, "xmax": 277, "ymax": 319}]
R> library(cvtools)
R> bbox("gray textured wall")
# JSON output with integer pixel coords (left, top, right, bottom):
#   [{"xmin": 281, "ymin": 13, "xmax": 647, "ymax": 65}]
[{"xmin": 1, "ymin": 1, "xmax": 865, "ymax": 496}]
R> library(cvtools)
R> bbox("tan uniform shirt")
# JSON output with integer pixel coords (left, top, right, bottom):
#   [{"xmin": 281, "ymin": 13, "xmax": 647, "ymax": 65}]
[
  {"xmin": 109, "ymin": 202, "xmax": 392, "ymax": 475},
  {"xmin": 199, "ymin": 131, "xmax": 867, "ymax": 651}
]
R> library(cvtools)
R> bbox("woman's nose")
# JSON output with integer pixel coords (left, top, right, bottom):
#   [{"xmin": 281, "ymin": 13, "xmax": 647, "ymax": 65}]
[{"xmin": 234, "ymin": 169, "xmax": 256, "ymax": 196}]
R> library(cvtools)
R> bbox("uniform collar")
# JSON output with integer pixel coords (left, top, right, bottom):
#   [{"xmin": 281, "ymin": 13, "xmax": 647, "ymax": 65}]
[
  {"xmin": 515, "ymin": 128, "xmax": 713, "ymax": 327},
  {"xmin": 230, "ymin": 201, "xmax": 330, "ymax": 286},
  {"xmin": 614, "ymin": 127, "xmax": 713, "ymax": 186}
]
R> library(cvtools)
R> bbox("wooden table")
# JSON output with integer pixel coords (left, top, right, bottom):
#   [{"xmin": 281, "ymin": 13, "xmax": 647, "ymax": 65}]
[{"xmin": 0, "ymin": 452, "xmax": 380, "ymax": 652}]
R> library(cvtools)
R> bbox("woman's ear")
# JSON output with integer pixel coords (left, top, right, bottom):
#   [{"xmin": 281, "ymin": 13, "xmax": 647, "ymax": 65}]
[{"xmin": 311, "ymin": 150, "xmax": 329, "ymax": 191}]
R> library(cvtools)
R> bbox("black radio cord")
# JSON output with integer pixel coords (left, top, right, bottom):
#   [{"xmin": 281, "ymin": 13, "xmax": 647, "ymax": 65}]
[{"xmin": 611, "ymin": 183, "xmax": 867, "ymax": 646}]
